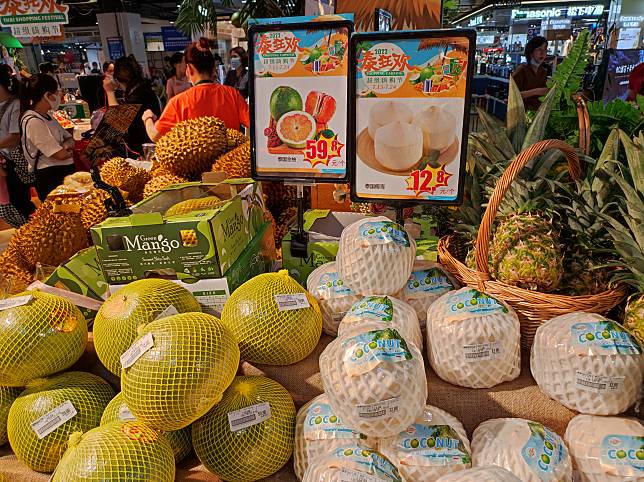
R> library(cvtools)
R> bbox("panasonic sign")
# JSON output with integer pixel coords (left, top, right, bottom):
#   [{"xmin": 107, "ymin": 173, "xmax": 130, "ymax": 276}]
[{"xmin": 511, "ymin": 5, "xmax": 604, "ymax": 20}]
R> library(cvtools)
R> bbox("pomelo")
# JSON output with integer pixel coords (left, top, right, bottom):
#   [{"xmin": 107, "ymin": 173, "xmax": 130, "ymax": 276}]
[
  {"xmin": 94, "ymin": 279, "xmax": 201, "ymax": 376},
  {"xmin": 0, "ymin": 387, "xmax": 20, "ymax": 446},
  {"xmin": 7, "ymin": 372, "xmax": 114, "ymax": 472},
  {"xmin": 0, "ymin": 291, "xmax": 88, "ymax": 387},
  {"xmin": 221, "ymin": 270, "xmax": 322, "ymax": 365},
  {"xmin": 101, "ymin": 392, "xmax": 192, "ymax": 463},
  {"xmin": 192, "ymin": 376, "xmax": 296, "ymax": 481},
  {"xmin": 121, "ymin": 312, "xmax": 239, "ymax": 431},
  {"xmin": 270, "ymin": 86, "xmax": 303, "ymax": 122},
  {"xmin": 51, "ymin": 421, "xmax": 175, "ymax": 481},
  {"xmin": 276, "ymin": 110, "xmax": 316, "ymax": 149}
]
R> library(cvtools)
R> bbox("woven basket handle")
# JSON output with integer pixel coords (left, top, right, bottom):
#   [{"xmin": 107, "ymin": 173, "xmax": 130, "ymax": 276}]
[{"xmin": 474, "ymin": 139, "xmax": 581, "ymax": 278}]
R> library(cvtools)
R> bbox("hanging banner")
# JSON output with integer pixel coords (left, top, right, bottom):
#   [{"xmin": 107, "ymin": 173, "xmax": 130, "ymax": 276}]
[
  {"xmin": 10, "ymin": 23, "xmax": 62, "ymax": 38},
  {"xmin": 249, "ymin": 18, "xmax": 353, "ymax": 183},
  {"xmin": 350, "ymin": 29, "xmax": 476, "ymax": 205},
  {"xmin": 0, "ymin": 0, "xmax": 68, "ymax": 33}
]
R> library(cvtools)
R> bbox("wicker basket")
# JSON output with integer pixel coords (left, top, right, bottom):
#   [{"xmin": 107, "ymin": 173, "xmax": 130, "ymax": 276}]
[{"xmin": 438, "ymin": 139, "xmax": 628, "ymax": 349}]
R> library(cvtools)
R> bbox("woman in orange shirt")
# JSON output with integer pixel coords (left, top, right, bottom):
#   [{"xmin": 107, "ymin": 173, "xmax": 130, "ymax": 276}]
[{"xmin": 142, "ymin": 38, "xmax": 249, "ymax": 142}]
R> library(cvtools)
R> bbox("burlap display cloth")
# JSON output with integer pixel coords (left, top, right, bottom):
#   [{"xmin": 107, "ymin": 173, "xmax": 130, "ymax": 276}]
[{"xmin": 1, "ymin": 334, "xmax": 579, "ymax": 481}]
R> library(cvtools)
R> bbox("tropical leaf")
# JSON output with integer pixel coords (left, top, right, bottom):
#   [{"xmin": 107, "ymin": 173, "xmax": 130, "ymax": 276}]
[
  {"xmin": 476, "ymin": 107, "xmax": 515, "ymax": 160},
  {"xmin": 521, "ymin": 85, "xmax": 558, "ymax": 151},
  {"xmin": 507, "ymin": 77, "xmax": 526, "ymax": 153},
  {"xmin": 546, "ymin": 30, "xmax": 590, "ymax": 112},
  {"xmin": 176, "ymin": 0, "xmax": 220, "ymax": 37}
]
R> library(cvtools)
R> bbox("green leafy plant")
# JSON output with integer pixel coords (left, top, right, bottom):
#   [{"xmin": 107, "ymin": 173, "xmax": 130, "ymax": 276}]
[
  {"xmin": 176, "ymin": 0, "xmax": 233, "ymax": 38},
  {"xmin": 546, "ymin": 30, "xmax": 590, "ymax": 113}
]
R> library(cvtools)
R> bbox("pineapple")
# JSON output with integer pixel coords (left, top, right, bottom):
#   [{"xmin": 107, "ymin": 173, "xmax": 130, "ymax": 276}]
[{"xmin": 601, "ymin": 131, "xmax": 644, "ymax": 345}]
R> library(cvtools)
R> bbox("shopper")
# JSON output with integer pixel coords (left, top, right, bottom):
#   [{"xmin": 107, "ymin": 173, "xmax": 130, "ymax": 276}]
[
  {"xmin": 103, "ymin": 55, "xmax": 161, "ymax": 156},
  {"xmin": 19, "ymin": 73, "xmax": 75, "ymax": 201},
  {"xmin": 166, "ymin": 52, "xmax": 191, "ymax": 99},
  {"xmin": 90, "ymin": 62, "xmax": 102, "ymax": 74},
  {"xmin": 512, "ymin": 36, "xmax": 549, "ymax": 111},
  {"xmin": 224, "ymin": 46, "xmax": 249, "ymax": 99},
  {"xmin": 142, "ymin": 38, "xmax": 249, "ymax": 142}
]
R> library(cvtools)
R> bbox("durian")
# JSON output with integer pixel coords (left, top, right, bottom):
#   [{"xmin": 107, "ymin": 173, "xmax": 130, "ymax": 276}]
[
  {"xmin": 143, "ymin": 174, "xmax": 189, "ymax": 198},
  {"xmin": 262, "ymin": 181, "xmax": 298, "ymax": 221},
  {"xmin": 368, "ymin": 101, "xmax": 413, "ymax": 139},
  {"xmin": 154, "ymin": 117, "xmax": 227, "ymax": 179},
  {"xmin": 374, "ymin": 122, "xmax": 423, "ymax": 171},
  {"xmin": 100, "ymin": 158, "xmax": 151, "ymax": 203},
  {"xmin": 212, "ymin": 141, "xmax": 251, "ymax": 178},
  {"xmin": 226, "ymin": 128, "xmax": 248, "ymax": 150},
  {"xmin": 63, "ymin": 171, "xmax": 93, "ymax": 190},
  {"xmin": 165, "ymin": 196, "xmax": 223, "ymax": 217},
  {"xmin": 80, "ymin": 189, "xmax": 111, "ymax": 229},
  {"xmin": 0, "ymin": 246, "xmax": 34, "ymax": 295}
]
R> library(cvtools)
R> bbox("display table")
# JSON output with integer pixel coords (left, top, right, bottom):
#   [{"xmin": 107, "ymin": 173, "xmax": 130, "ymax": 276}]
[{"xmin": 0, "ymin": 334, "xmax": 580, "ymax": 481}]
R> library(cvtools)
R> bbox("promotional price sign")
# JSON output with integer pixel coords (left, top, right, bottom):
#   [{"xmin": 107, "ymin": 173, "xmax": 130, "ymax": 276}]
[
  {"xmin": 249, "ymin": 19, "xmax": 353, "ymax": 182},
  {"xmin": 349, "ymin": 30, "xmax": 476, "ymax": 205},
  {"xmin": 0, "ymin": 0, "xmax": 69, "ymax": 38}
]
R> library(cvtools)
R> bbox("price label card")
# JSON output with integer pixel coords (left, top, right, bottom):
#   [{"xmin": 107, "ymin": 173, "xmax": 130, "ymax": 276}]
[
  {"xmin": 120, "ymin": 333, "xmax": 154, "ymax": 369},
  {"xmin": 274, "ymin": 293, "xmax": 311, "ymax": 311},
  {"xmin": 118, "ymin": 405, "xmax": 136, "ymax": 421},
  {"xmin": 0, "ymin": 294, "xmax": 33, "ymax": 311},
  {"xmin": 227, "ymin": 402, "xmax": 272, "ymax": 432},
  {"xmin": 31, "ymin": 400, "xmax": 77, "ymax": 439},
  {"xmin": 155, "ymin": 304, "xmax": 179, "ymax": 320},
  {"xmin": 249, "ymin": 19, "xmax": 353, "ymax": 182},
  {"xmin": 350, "ymin": 29, "xmax": 476, "ymax": 205}
]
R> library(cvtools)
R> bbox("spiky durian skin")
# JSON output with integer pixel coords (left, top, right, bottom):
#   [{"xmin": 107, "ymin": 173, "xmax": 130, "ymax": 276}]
[
  {"xmin": 143, "ymin": 174, "xmax": 189, "ymax": 198},
  {"xmin": 81, "ymin": 189, "xmax": 111, "ymax": 230},
  {"xmin": 154, "ymin": 117, "xmax": 227, "ymax": 179},
  {"xmin": 100, "ymin": 158, "xmax": 151, "ymax": 203},
  {"xmin": 212, "ymin": 141, "xmax": 251, "ymax": 179},
  {"xmin": 12, "ymin": 201, "xmax": 89, "ymax": 268},
  {"xmin": 624, "ymin": 294, "xmax": 644, "ymax": 347},
  {"xmin": 262, "ymin": 181, "xmax": 298, "ymax": 221},
  {"xmin": 0, "ymin": 246, "xmax": 34, "ymax": 294},
  {"xmin": 165, "ymin": 196, "xmax": 223, "ymax": 217},
  {"xmin": 488, "ymin": 213, "xmax": 563, "ymax": 292},
  {"xmin": 226, "ymin": 128, "xmax": 248, "ymax": 151}
]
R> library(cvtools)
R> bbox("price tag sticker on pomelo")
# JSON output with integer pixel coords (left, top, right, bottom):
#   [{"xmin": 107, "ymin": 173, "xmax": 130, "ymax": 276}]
[
  {"xmin": 227, "ymin": 402, "xmax": 272, "ymax": 432},
  {"xmin": 155, "ymin": 304, "xmax": 179, "ymax": 320},
  {"xmin": 0, "ymin": 294, "xmax": 33, "ymax": 311},
  {"xmin": 118, "ymin": 405, "xmax": 136, "ymax": 421},
  {"xmin": 120, "ymin": 333, "xmax": 155, "ymax": 369},
  {"xmin": 31, "ymin": 400, "xmax": 77, "ymax": 439},
  {"xmin": 275, "ymin": 293, "xmax": 310, "ymax": 311}
]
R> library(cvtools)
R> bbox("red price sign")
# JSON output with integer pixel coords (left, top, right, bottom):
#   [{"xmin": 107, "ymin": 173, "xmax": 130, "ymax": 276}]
[
  {"xmin": 406, "ymin": 165, "xmax": 451, "ymax": 196},
  {"xmin": 304, "ymin": 135, "xmax": 344, "ymax": 168}
]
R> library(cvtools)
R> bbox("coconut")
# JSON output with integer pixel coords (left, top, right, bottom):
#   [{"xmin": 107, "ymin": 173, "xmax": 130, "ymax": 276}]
[
  {"xmin": 368, "ymin": 101, "xmax": 413, "ymax": 139},
  {"xmin": 374, "ymin": 122, "xmax": 423, "ymax": 171},
  {"xmin": 303, "ymin": 445, "xmax": 402, "ymax": 482},
  {"xmin": 413, "ymin": 105, "xmax": 457, "ymax": 154},
  {"xmin": 435, "ymin": 466, "xmax": 521, "ymax": 481}
]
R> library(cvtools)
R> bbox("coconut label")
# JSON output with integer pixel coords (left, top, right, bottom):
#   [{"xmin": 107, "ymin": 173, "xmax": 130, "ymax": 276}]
[
  {"xmin": 521, "ymin": 421, "xmax": 567, "ymax": 480},
  {"xmin": 404, "ymin": 268, "xmax": 454, "ymax": 298},
  {"xmin": 600, "ymin": 435, "xmax": 644, "ymax": 476},
  {"xmin": 348, "ymin": 296, "xmax": 394, "ymax": 322},
  {"xmin": 250, "ymin": 19, "xmax": 351, "ymax": 181},
  {"xmin": 303, "ymin": 401, "xmax": 361, "ymax": 441},
  {"xmin": 334, "ymin": 447, "xmax": 401, "ymax": 482},
  {"xmin": 571, "ymin": 321, "xmax": 642, "ymax": 356},
  {"xmin": 352, "ymin": 31, "xmax": 474, "ymax": 204},
  {"xmin": 343, "ymin": 329, "xmax": 413, "ymax": 376},
  {"xmin": 444, "ymin": 289, "xmax": 508, "ymax": 321},
  {"xmin": 462, "ymin": 341, "xmax": 501, "ymax": 362},
  {"xmin": 575, "ymin": 371, "xmax": 624, "ymax": 393},
  {"xmin": 30, "ymin": 400, "xmax": 77, "ymax": 439},
  {"xmin": 395, "ymin": 423, "xmax": 471, "ymax": 467},
  {"xmin": 316, "ymin": 271, "xmax": 354, "ymax": 299},
  {"xmin": 358, "ymin": 221, "xmax": 410, "ymax": 247},
  {"xmin": 356, "ymin": 398, "xmax": 401, "ymax": 421},
  {"xmin": 227, "ymin": 402, "xmax": 272, "ymax": 432}
]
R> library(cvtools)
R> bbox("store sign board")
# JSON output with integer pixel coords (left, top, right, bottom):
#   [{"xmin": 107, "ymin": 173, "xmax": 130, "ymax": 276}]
[
  {"xmin": 603, "ymin": 48, "xmax": 644, "ymax": 101},
  {"xmin": 248, "ymin": 19, "xmax": 353, "ymax": 183},
  {"xmin": 511, "ymin": 5, "xmax": 604, "ymax": 20},
  {"xmin": 11, "ymin": 22, "xmax": 61, "ymax": 38},
  {"xmin": 161, "ymin": 26, "xmax": 190, "ymax": 52},
  {"xmin": 0, "ymin": 0, "xmax": 69, "ymax": 26},
  {"xmin": 469, "ymin": 15, "xmax": 484, "ymax": 27},
  {"xmin": 350, "ymin": 29, "xmax": 476, "ymax": 205},
  {"xmin": 106, "ymin": 36, "xmax": 125, "ymax": 61}
]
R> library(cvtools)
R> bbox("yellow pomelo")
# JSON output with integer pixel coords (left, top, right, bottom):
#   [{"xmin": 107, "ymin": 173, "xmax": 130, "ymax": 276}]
[
  {"xmin": 101, "ymin": 392, "xmax": 192, "ymax": 463},
  {"xmin": 192, "ymin": 376, "xmax": 296, "ymax": 481},
  {"xmin": 51, "ymin": 421, "xmax": 175, "ymax": 481},
  {"xmin": 221, "ymin": 270, "xmax": 322, "ymax": 365},
  {"xmin": 7, "ymin": 372, "xmax": 114, "ymax": 472},
  {"xmin": 0, "ymin": 387, "xmax": 20, "ymax": 446},
  {"xmin": 121, "ymin": 312, "xmax": 239, "ymax": 431},
  {"xmin": 94, "ymin": 279, "xmax": 202, "ymax": 375},
  {"xmin": 165, "ymin": 196, "xmax": 223, "ymax": 216},
  {"xmin": 0, "ymin": 291, "xmax": 88, "ymax": 387}
]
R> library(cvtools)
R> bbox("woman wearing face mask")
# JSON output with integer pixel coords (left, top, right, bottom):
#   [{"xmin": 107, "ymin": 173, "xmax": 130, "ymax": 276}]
[
  {"xmin": 512, "ymin": 36, "xmax": 550, "ymax": 111},
  {"xmin": 142, "ymin": 38, "xmax": 249, "ymax": 142},
  {"xmin": 104, "ymin": 55, "xmax": 161, "ymax": 156},
  {"xmin": 20, "ymin": 73, "xmax": 75, "ymax": 201},
  {"xmin": 166, "ymin": 52, "xmax": 191, "ymax": 99},
  {"xmin": 224, "ymin": 47, "xmax": 249, "ymax": 99}
]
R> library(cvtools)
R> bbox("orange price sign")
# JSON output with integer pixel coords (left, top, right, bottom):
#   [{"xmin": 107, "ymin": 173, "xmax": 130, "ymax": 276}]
[
  {"xmin": 406, "ymin": 165, "xmax": 452, "ymax": 196},
  {"xmin": 304, "ymin": 133, "xmax": 345, "ymax": 168}
]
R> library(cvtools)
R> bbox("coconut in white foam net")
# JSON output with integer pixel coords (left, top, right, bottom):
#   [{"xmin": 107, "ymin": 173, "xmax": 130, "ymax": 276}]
[
  {"xmin": 339, "ymin": 296, "xmax": 423, "ymax": 350},
  {"xmin": 319, "ymin": 326, "xmax": 427, "ymax": 439},
  {"xmin": 530, "ymin": 312, "xmax": 644, "ymax": 415},
  {"xmin": 399, "ymin": 261, "xmax": 459, "ymax": 334},
  {"xmin": 294, "ymin": 394, "xmax": 373, "ymax": 481},
  {"xmin": 472, "ymin": 418, "xmax": 573, "ymax": 482},
  {"xmin": 302, "ymin": 445, "xmax": 402, "ymax": 482},
  {"xmin": 426, "ymin": 288, "xmax": 521, "ymax": 388},
  {"xmin": 337, "ymin": 217, "xmax": 416, "ymax": 296},
  {"xmin": 378, "ymin": 405, "xmax": 471, "ymax": 482},
  {"xmin": 434, "ymin": 466, "xmax": 522, "ymax": 482},
  {"xmin": 564, "ymin": 414, "xmax": 644, "ymax": 481},
  {"xmin": 307, "ymin": 262, "xmax": 361, "ymax": 337}
]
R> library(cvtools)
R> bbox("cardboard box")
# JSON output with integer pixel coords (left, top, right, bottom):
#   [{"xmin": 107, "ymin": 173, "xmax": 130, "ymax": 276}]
[
  {"xmin": 43, "ymin": 265, "xmax": 104, "ymax": 322},
  {"xmin": 61, "ymin": 247, "xmax": 109, "ymax": 300},
  {"xmin": 91, "ymin": 181, "xmax": 263, "ymax": 284}
]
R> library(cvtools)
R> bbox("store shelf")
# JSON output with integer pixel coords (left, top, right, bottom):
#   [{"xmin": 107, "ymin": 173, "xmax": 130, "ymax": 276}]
[
  {"xmin": 472, "ymin": 93, "xmax": 508, "ymax": 104},
  {"xmin": 474, "ymin": 74, "xmax": 510, "ymax": 83}
]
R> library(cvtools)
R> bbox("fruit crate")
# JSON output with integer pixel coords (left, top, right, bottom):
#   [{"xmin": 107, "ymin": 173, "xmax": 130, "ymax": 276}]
[{"xmin": 438, "ymin": 139, "xmax": 627, "ymax": 349}]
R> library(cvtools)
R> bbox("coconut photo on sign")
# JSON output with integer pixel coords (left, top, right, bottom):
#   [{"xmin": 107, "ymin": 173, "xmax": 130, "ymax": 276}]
[
  {"xmin": 249, "ymin": 19, "xmax": 352, "ymax": 182},
  {"xmin": 350, "ymin": 30, "xmax": 475, "ymax": 204}
]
